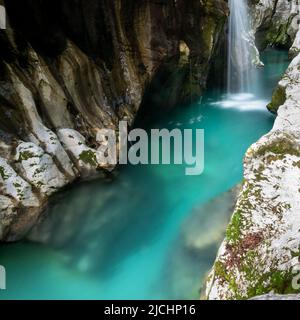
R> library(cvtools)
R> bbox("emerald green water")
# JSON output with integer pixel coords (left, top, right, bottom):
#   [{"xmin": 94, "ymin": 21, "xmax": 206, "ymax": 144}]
[{"xmin": 0, "ymin": 49, "xmax": 289, "ymax": 300}]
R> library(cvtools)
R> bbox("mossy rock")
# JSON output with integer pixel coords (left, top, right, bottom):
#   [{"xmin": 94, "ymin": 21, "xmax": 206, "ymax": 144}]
[
  {"xmin": 18, "ymin": 151, "xmax": 36, "ymax": 161},
  {"xmin": 79, "ymin": 150, "xmax": 98, "ymax": 167},
  {"xmin": 267, "ymin": 85, "xmax": 286, "ymax": 114},
  {"xmin": 0, "ymin": 166, "xmax": 9, "ymax": 180}
]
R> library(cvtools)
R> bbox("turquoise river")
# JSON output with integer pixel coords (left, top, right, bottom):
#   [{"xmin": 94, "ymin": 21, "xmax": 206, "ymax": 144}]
[{"xmin": 0, "ymin": 49, "xmax": 289, "ymax": 300}]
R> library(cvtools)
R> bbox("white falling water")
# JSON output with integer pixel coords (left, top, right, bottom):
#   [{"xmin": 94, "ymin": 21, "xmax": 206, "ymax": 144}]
[
  {"xmin": 211, "ymin": 0, "xmax": 269, "ymax": 112},
  {"xmin": 227, "ymin": 0, "xmax": 253, "ymax": 93}
]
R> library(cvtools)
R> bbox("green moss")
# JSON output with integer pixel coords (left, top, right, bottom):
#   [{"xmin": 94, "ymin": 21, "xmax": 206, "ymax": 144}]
[
  {"xmin": 226, "ymin": 210, "xmax": 242, "ymax": 244},
  {"xmin": 13, "ymin": 182, "xmax": 21, "ymax": 188},
  {"xmin": 19, "ymin": 151, "xmax": 35, "ymax": 161},
  {"xmin": 79, "ymin": 150, "xmax": 98, "ymax": 167},
  {"xmin": 291, "ymin": 249, "xmax": 300, "ymax": 258},
  {"xmin": 227, "ymin": 244, "xmax": 300, "ymax": 299},
  {"xmin": 0, "ymin": 166, "xmax": 9, "ymax": 180},
  {"xmin": 216, "ymin": 249, "xmax": 300, "ymax": 299},
  {"xmin": 265, "ymin": 17, "xmax": 293, "ymax": 49},
  {"xmin": 240, "ymin": 183, "xmax": 258, "ymax": 209},
  {"xmin": 267, "ymin": 85, "xmax": 286, "ymax": 114},
  {"xmin": 36, "ymin": 181, "xmax": 45, "ymax": 188},
  {"xmin": 212, "ymin": 244, "xmax": 300, "ymax": 299},
  {"xmin": 214, "ymin": 261, "xmax": 226, "ymax": 279},
  {"xmin": 245, "ymin": 269, "xmax": 300, "ymax": 299},
  {"xmin": 214, "ymin": 261, "xmax": 245, "ymax": 300},
  {"xmin": 33, "ymin": 168, "xmax": 45, "ymax": 177},
  {"xmin": 256, "ymin": 135, "xmax": 300, "ymax": 158},
  {"xmin": 212, "ymin": 132, "xmax": 300, "ymax": 299}
]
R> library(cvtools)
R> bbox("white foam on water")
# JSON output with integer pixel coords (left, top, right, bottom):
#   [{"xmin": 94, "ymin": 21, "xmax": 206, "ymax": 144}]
[
  {"xmin": 210, "ymin": 92, "xmax": 268, "ymax": 112},
  {"xmin": 229, "ymin": 93, "xmax": 255, "ymax": 101}
]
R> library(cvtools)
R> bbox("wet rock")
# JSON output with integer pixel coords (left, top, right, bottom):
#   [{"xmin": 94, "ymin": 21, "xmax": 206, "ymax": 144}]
[
  {"xmin": 0, "ymin": 156, "xmax": 42, "ymax": 240},
  {"xmin": 15, "ymin": 142, "xmax": 68, "ymax": 195},
  {"xmin": 165, "ymin": 186, "xmax": 241, "ymax": 299},
  {"xmin": 252, "ymin": 0, "xmax": 300, "ymax": 51},
  {"xmin": 289, "ymin": 28, "xmax": 300, "ymax": 59},
  {"xmin": 206, "ymin": 40, "xmax": 300, "ymax": 301},
  {"xmin": 183, "ymin": 186, "xmax": 241, "ymax": 253},
  {"xmin": 0, "ymin": 0, "xmax": 228, "ymax": 240}
]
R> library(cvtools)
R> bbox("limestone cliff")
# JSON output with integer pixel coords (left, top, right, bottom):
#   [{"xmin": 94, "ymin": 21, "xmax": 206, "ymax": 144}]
[
  {"xmin": 251, "ymin": 0, "xmax": 300, "ymax": 50},
  {"xmin": 0, "ymin": 0, "xmax": 228, "ymax": 241},
  {"xmin": 206, "ymin": 1, "xmax": 300, "ymax": 300}
]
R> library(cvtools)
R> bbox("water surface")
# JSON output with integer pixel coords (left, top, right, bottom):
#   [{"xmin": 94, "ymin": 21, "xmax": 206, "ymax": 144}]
[{"xmin": 0, "ymin": 49, "xmax": 289, "ymax": 300}]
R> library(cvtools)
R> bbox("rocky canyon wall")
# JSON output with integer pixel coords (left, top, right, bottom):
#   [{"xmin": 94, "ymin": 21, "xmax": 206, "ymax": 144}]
[
  {"xmin": 0, "ymin": 0, "xmax": 228, "ymax": 241},
  {"xmin": 251, "ymin": 0, "xmax": 300, "ymax": 50},
  {"xmin": 206, "ymin": 0, "xmax": 300, "ymax": 300}
]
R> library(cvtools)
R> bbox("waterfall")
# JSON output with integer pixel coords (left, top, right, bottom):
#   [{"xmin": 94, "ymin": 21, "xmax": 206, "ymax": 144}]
[{"xmin": 227, "ymin": 0, "xmax": 253, "ymax": 93}]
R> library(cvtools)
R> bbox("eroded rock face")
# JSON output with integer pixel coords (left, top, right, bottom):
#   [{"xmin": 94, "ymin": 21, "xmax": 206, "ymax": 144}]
[
  {"xmin": 205, "ymin": 0, "xmax": 300, "ymax": 301},
  {"xmin": 246, "ymin": 0, "xmax": 300, "ymax": 68},
  {"xmin": 0, "ymin": 0, "xmax": 228, "ymax": 241},
  {"xmin": 206, "ymin": 34, "xmax": 300, "ymax": 302},
  {"xmin": 251, "ymin": 0, "xmax": 300, "ymax": 50},
  {"xmin": 290, "ymin": 28, "xmax": 300, "ymax": 58},
  {"xmin": 166, "ymin": 186, "xmax": 241, "ymax": 299}
]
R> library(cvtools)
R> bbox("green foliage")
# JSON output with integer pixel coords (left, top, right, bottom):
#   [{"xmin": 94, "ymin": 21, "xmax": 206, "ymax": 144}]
[
  {"xmin": 226, "ymin": 210, "xmax": 242, "ymax": 244},
  {"xmin": 79, "ymin": 150, "xmax": 98, "ymax": 167},
  {"xmin": 267, "ymin": 85, "xmax": 286, "ymax": 114},
  {"xmin": 19, "ymin": 151, "xmax": 35, "ymax": 161},
  {"xmin": 256, "ymin": 135, "xmax": 300, "ymax": 158}
]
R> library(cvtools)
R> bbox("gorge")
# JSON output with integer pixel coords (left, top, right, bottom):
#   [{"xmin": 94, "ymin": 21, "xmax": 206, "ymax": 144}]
[{"xmin": 0, "ymin": 0, "xmax": 300, "ymax": 300}]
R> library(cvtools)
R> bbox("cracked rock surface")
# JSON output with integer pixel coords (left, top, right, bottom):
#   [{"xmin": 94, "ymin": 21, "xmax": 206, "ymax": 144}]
[
  {"xmin": 0, "ymin": 0, "xmax": 228, "ymax": 241},
  {"xmin": 206, "ymin": 2, "xmax": 300, "ymax": 299}
]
